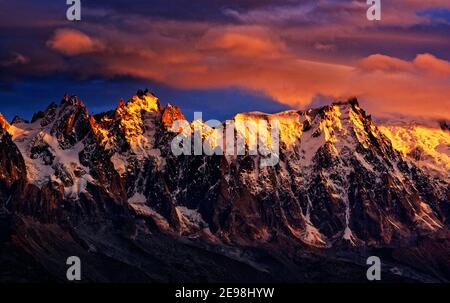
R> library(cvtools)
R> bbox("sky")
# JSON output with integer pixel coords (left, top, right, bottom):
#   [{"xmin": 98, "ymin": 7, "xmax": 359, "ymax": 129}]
[{"xmin": 0, "ymin": 0, "xmax": 449, "ymax": 121}]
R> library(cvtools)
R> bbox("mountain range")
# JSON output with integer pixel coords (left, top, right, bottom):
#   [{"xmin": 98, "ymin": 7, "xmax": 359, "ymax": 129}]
[{"xmin": 0, "ymin": 89, "xmax": 449, "ymax": 282}]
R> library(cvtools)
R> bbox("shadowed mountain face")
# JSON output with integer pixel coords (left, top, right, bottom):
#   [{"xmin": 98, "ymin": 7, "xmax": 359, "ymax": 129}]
[{"xmin": 0, "ymin": 90, "xmax": 449, "ymax": 283}]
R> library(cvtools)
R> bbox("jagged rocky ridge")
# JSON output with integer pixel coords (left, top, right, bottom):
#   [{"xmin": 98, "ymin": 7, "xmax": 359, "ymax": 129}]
[{"xmin": 0, "ymin": 90, "xmax": 449, "ymax": 282}]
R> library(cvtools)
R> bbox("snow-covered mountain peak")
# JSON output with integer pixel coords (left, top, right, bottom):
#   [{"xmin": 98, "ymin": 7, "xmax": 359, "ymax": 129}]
[
  {"xmin": 7, "ymin": 97, "xmax": 93, "ymax": 196},
  {"xmin": 11, "ymin": 115, "xmax": 28, "ymax": 125},
  {"xmin": 378, "ymin": 121, "xmax": 450, "ymax": 178},
  {"xmin": 1, "ymin": 92, "xmax": 449, "ymax": 282},
  {"xmin": 161, "ymin": 103, "xmax": 185, "ymax": 128},
  {"xmin": 230, "ymin": 99, "xmax": 374, "ymax": 154},
  {"xmin": 116, "ymin": 89, "xmax": 162, "ymax": 119},
  {"xmin": 0, "ymin": 112, "xmax": 10, "ymax": 131},
  {"xmin": 87, "ymin": 90, "xmax": 164, "ymax": 153},
  {"xmin": 2, "ymin": 93, "xmax": 449, "ymax": 245}
]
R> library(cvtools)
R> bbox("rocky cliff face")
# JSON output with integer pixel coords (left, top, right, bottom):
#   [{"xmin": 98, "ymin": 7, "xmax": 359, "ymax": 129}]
[{"xmin": 0, "ymin": 91, "xmax": 449, "ymax": 282}]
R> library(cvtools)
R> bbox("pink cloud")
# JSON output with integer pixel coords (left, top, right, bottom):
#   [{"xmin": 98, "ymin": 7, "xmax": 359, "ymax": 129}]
[
  {"xmin": 359, "ymin": 54, "xmax": 414, "ymax": 73},
  {"xmin": 0, "ymin": 52, "xmax": 30, "ymax": 67},
  {"xmin": 13, "ymin": 0, "xmax": 447, "ymax": 121},
  {"xmin": 360, "ymin": 53, "xmax": 450, "ymax": 77},
  {"xmin": 41, "ymin": 23, "xmax": 449, "ymax": 119},
  {"xmin": 47, "ymin": 29, "xmax": 105, "ymax": 56},
  {"xmin": 414, "ymin": 53, "xmax": 450, "ymax": 76},
  {"xmin": 197, "ymin": 26, "xmax": 286, "ymax": 59},
  {"xmin": 314, "ymin": 42, "xmax": 336, "ymax": 52}
]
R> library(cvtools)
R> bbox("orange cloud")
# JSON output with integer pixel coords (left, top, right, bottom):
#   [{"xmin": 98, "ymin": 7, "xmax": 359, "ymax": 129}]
[
  {"xmin": 197, "ymin": 26, "xmax": 285, "ymax": 59},
  {"xmin": 110, "ymin": 45, "xmax": 449, "ymax": 119},
  {"xmin": 360, "ymin": 53, "xmax": 450, "ymax": 77},
  {"xmin": 47, "ymin": 29, "xmax": 105, "ymax": 56},
  {"xmin": 359, "ymin": 54, "xmax": 414, "ymax": 73},
  {"xmin": 414, "ymin": 54, "xmax": 450, "ymax": 76},
  {"xmin": 42, "ymin": 22, "xmax": 450, "ymax": 120}
]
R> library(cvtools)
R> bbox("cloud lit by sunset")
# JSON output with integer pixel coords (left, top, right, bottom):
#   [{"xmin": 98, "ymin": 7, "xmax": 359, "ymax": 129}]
[{"xmin": 0, "ymin": 0, "xmax": 449, "ymax": 120}]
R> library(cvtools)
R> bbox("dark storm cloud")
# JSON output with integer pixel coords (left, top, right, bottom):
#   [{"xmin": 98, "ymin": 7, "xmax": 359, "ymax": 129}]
[{"xmin": 82, "ymin": 0, "xmax": 280, "ymax": 21}]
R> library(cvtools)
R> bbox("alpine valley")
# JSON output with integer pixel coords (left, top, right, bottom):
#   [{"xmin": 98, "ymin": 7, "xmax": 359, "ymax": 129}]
[{"xmin": 0, "ymin": 90, "xmax": 449, "ymax": 282}]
